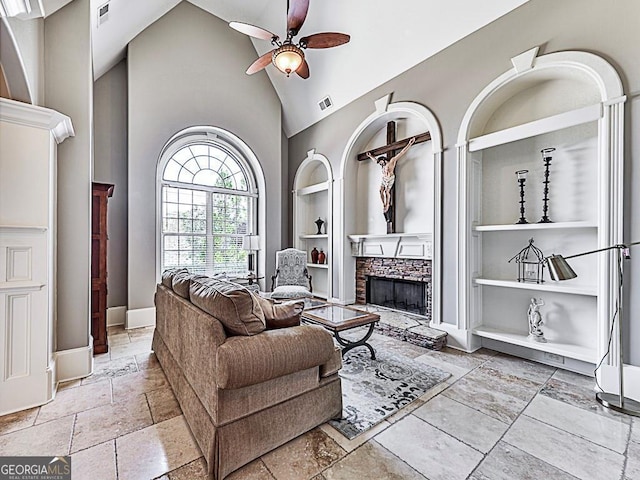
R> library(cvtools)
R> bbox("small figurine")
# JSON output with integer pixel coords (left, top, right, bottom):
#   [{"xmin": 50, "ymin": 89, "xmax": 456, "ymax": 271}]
[{"xmin": 527, "ymin": 297, "xmax": 546, "ymax": 343}]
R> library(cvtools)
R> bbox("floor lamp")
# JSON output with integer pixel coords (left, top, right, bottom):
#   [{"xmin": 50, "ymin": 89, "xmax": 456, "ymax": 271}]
[{"xmin": 546, "ymin": 240, "xmax": 640, "ymax": 417}]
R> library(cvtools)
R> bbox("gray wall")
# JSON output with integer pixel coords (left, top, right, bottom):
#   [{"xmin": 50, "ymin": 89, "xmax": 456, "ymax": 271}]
[
  {"xmin": 44, "ymin": 0, "xmax": 93, "ymax": 351},
  {"xmin": 127, "ymin": 2, "xmax": 282, "ymax": 310},
  {"xmin": 94, "ymin": 59, "xmax": 128, "ymax": 308},
  {"xmin": 4, "ymin": 16, "xmax": 43, "ymax": 105},
  {"xmin": 288, "ymin": 0, "xmax": 640, "ymax": 365}
]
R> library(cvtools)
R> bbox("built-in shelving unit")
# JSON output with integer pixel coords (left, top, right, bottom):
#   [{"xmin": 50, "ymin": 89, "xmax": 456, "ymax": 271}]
[
  {"xmin": 293, "ymin": 150, "xmax": 333, "ymax": 300},
  {"xmin": 456, "ymin": 47, "xmax": 625, "ymax": 374}
]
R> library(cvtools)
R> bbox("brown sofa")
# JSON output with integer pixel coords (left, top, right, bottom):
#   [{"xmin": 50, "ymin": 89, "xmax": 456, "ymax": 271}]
[{"xmin": 153, "ymin": 272, "xmax": 342, "ymax": 479}]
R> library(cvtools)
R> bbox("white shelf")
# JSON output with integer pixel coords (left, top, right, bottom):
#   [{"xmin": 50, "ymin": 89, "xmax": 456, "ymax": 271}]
[
  {"xmin": 473, "ymin": 326, "xmax": 597, "ymax": 363},
  {"xmin": 468, "ymin": 103, "xmax": 602, "ymax": 152},
  {"xmin": 474, "ymin": 278, "xmax": 597, "ymax": 296},
  {"xmin": 296, "ymin": 182, "xmax": 329, "ymax": 196},
  {"xmin": 473, "ymin": 221, "xmax": 597, "ymax": 232},
  {"xmin": 299, "ymin": 234, "xmax": 328, "ymax": 239},
  {"xmin": 307, "ymin": 264, "xmax": 329, "ymax": 269}
]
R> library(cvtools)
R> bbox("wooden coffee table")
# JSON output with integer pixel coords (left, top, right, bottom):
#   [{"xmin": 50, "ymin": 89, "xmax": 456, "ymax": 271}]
[{"xmin": 302, "ymin": 304, "xmax": 380, "ymax": 359}]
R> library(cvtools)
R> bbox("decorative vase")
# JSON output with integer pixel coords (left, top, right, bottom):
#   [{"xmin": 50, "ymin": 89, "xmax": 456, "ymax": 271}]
[
  {"xmin": 318, "ymin": 249, "xmax": 326, "ymax": 264},
  {"xmin": 315, "ymin": 217, "xmax": 324, "ymax": 235},
  {"xmin": 311, "ymin": 247, "xmax": 319, "ymax": 264}
]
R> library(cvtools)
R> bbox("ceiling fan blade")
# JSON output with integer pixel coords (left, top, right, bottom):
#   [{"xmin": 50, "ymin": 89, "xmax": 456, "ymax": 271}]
[
  {"xmin": 296, "ymin": 59, "xmax": 310, "ymax": 79},
  {"xmin": 229, "ymin": 22, "xmax": 278, "ymax": 41},
  {"xmin": 287, "ymin": 0, "xmax": 309, "ymax": 35},
  {"xmin": 246, "ymin": 49, "xmax": 276, "ymax": 75},
  {"xmin": 300, "ymin": 32, "xmax": 351, "ymax": 49}
]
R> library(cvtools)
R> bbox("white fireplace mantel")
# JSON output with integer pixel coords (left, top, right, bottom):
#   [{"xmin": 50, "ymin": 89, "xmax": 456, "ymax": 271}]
[{"xmin": 348, "ymin": 233, "xmax": 432, "ymax": 259}]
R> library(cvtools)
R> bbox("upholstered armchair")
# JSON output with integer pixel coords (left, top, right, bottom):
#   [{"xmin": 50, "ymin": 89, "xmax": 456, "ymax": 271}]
[{"xmin": 271, "ymin": 248, "xmax": 313, "ymax": 299}]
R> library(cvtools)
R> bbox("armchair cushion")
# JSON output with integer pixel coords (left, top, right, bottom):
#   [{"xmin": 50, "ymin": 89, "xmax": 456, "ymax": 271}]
[
  {"xmin": 271, "ymin": 285, "xmax": 312, "ymax": 299},
  {"xmin": 253, "ymin": 295, "xmax": 304, "ymax": 329},
  {"xmin": 216, "ymin": 325, "xmax": 335, "ymax": 389},
  {"xmin": 190, "ymin": 278, "xmax": 265, "ymax": 336}
]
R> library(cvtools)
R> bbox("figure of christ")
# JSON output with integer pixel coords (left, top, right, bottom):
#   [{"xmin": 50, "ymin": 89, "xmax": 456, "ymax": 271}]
[{"xmin": 366, "ymin": 136, "xmax": 416, "ymax": 215}]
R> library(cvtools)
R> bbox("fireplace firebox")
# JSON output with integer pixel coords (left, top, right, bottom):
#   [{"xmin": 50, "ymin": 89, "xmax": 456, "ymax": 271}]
[{"xmin": 366, "ymin": 276, "xmax": 426, "ymax": 315}]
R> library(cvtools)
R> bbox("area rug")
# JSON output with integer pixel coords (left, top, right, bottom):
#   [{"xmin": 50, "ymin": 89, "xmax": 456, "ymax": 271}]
[{"xmin": 329, "ymin": 347, "xmax": 451, "ymax": 439}]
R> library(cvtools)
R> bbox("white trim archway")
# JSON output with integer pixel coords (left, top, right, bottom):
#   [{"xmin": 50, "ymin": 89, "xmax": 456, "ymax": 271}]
[
  {"xmin": 336, "ymin": 95, "xmax": 444, "ymax": 325},
  {"xmin": 455, "ymin": 47, "xmax": 628, "ymax": 392}
]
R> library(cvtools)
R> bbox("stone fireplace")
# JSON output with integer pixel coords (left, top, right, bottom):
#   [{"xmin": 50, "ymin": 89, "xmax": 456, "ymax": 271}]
[{"xmin": 355, "ymin": 257, "xmax": 432, "ymax": 320}]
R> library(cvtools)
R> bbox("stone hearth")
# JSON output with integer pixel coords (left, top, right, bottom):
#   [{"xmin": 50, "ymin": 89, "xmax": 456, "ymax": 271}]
[{"xmin": 357, "ymin": 304, "xmax": 447, "ymax": 350}]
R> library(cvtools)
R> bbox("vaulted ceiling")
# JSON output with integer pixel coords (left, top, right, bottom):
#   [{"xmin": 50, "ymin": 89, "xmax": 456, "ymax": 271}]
[{"xmin": 7, "ymin": 0, "xmax": 530, "ymax": 136}]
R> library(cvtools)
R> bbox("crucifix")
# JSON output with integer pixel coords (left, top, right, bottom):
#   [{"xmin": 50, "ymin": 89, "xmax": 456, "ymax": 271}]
[{"xmin": 357, "ymin": 121, "xmax": 431, "ymax": 233}]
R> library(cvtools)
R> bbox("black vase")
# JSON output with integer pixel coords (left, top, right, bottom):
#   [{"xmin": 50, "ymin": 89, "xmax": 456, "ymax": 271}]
[{"xmin": 315, "ymin": 217, "xmax": 324, "ymax": 235}]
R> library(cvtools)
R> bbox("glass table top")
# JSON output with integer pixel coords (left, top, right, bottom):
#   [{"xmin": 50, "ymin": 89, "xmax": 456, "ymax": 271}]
[{"xmin": 302, "ymin": 304, "xmax": 379, "ymax": 330}]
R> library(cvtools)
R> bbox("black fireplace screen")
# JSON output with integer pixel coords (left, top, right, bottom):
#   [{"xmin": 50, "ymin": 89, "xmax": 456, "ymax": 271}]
[{"xmin": 366, "ymin": 276, "xmax": 426, "ymax": 315}]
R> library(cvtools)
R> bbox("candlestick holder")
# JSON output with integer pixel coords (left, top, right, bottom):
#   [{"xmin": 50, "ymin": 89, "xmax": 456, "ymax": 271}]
[
  {"xmin": 515, "ymin": 169, "xmax": 529, "ymax": 224},
  {"xmin": 539, "ymin": 147, "xmax": 556, "ymax": 223}
]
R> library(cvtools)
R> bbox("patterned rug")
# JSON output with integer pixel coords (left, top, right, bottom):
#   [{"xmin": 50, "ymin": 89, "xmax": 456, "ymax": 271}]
[{"xmin": 329, "ymin": 346, "xmax": 451, "ymax": 439}]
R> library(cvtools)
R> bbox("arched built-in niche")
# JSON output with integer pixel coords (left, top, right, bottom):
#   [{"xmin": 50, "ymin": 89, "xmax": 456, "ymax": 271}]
[
  {"xmin": 456, "ymin": 47, "xmax": 625, "ymax": 381},
  {"xmin": 293, "ymin": 150, "xmax": 333, "ymax": 299},
  {"xmin": 337, "ymin": 96, "xmax": 443, "ymax": 325}
]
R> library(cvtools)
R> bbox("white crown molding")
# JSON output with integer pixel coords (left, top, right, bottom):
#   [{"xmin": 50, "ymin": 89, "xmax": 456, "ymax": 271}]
[
  {"xmin": 0, "ymin": 98, "xmax": 74, "ymax": 143},
  {"xmin": 0, "ymin": 0, "xmax": 30, "ymax": 18},
  {"xmin": 0, "ymin": 0, "xmax": 44, "ymax": 19}
]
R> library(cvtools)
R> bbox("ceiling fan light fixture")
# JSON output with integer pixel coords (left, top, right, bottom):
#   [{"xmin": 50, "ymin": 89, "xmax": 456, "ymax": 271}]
[{"xmin": 272, "ymin": 44, "xmax": 304, "ymax": 76}]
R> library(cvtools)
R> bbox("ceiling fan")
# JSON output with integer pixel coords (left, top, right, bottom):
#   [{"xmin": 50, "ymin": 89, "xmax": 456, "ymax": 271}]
[{"xmin": 229, "ymin": 0, "xmax": 350, "ymax": 79}]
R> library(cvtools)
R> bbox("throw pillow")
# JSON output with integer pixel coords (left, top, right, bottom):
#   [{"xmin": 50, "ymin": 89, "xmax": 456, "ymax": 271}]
[
  {"xmin": 190, "ymin": 277, "xmax": 266, "ymax": 336},
  {"xmin": 253, "ymin": 294, "xmax": 303, "ymax": 329},
  {"xmin": 271, "ymin": 285, "xmax": 312, "ymax": 299},
  {"xmin": 172, "ymin": 270, "xmax": 194, "ymax": 298},
  {"xmin": 161, "ymin": 267, "xmax": 188, "ymax": 289}
]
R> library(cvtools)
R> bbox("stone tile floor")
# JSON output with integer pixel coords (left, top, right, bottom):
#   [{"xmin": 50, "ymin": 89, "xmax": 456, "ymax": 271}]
[{"xmin": 0, "ymin": 324, "xmax": 637, "ymax": 480}]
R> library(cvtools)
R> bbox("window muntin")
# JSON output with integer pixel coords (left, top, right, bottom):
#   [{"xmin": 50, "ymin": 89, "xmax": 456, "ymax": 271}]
[
  {"xmin": 160, "ymin": 142, "xmax": 255, "ymax": 276},
  {"xmin": 162, "ymin": 144, "xmax": 249, "ymax": 191}
]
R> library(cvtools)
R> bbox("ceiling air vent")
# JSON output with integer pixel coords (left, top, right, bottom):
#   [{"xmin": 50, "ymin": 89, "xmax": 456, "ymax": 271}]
[
  {"xmin": 318, "ymin": 96, "xmax": 333, "ymax": 111},
  {"xmin": 97, "ymin": 2, "xmax": 109, "ymax": 27}
]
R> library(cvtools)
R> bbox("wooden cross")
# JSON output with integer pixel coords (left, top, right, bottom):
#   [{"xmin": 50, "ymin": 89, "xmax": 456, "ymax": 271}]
[{"xmin": 357, "ymin": 121, "xmax": 431, "ymax": 233}]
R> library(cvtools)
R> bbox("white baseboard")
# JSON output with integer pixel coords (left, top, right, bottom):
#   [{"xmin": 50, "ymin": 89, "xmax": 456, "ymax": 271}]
[
  {"xmin": 55, "ymin": 342, "xmax": 93, "ymax": 383},
  {"xmin": 107, "ymin": 306, "xmax": 127, "ymax": 326},
  {"xmin": 600, "ymin": 364, "xmax": 640, "ymax": 403},
  {"xmin": 126, "ymin": 307, "xmax": 156, "ymax": 329}
]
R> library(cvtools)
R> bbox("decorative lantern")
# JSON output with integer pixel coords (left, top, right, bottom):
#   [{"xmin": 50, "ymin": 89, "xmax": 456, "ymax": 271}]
[{"xmin": 508, "ymin": 238, "xmax": 545, "ymax": 283}]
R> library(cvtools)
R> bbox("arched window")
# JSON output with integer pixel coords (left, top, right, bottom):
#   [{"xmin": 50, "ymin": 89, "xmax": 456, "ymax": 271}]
[{"xmin": 159, "ymin": 132, "xmax": 258, "ymax": 276}]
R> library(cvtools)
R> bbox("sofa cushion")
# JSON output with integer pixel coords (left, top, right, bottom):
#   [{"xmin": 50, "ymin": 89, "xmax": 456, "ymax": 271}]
[
  {"xmin": 253, "ymin": 295, "xmax": 303, "ymax": 329},
  {"xmin": 190, "ymin": 278, "xmax": 266, "ymax": 336},
  {"xmin": 271, "ymin": 285, "xmax": 312, "ymax": 299},
  {"xmin": 162, "ymin": 267, "xmax": 188, "ymax": 289},
  {"xmin": 216, "ymin": 325, "xmax": 335, "ymax": 389}
]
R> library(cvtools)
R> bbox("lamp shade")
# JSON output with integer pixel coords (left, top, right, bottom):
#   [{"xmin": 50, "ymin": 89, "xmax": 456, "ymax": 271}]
[
  {"xmin": 546, "ymin": 254, "xmax": 578, "ymax": 281},
  {"xmin": 242, "ymin": 235, "xmax": 260, "ymax": 251},
  {"xmin": 272, "ymin": 44, "xmax": 304, "ymax": 76}
]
